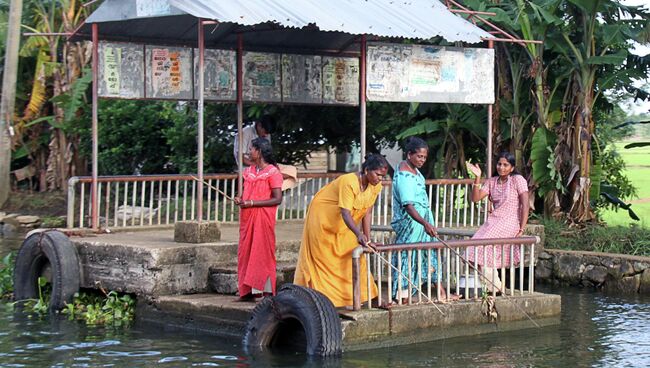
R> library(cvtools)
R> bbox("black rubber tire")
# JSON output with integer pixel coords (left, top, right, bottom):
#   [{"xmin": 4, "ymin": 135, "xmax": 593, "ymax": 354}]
[
  {"xmin": 13, "ymin": 230, "xmax": 81, "ymax": 311},
  {"xmin": 243, "ymin": 283, "xmax": 342, "ymax": 357}
]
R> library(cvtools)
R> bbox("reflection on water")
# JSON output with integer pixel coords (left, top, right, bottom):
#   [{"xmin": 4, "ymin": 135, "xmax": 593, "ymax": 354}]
[
  {"xmin": 0, "ymin": 226, "xmax": 26, "ymax": 258},
  {"xmin": 0, "ymin": 285, "xmax": 648, "ymax": 367}
]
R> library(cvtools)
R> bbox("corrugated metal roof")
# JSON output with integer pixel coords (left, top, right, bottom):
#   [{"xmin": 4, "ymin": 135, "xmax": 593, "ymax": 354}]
[
  {"xmin": 85, "ymin": 0, "xmax": 492, "ymax": 44},
  {"xmin": 170, "ymin": 0, "xmax": 492, "ymax": 43}
]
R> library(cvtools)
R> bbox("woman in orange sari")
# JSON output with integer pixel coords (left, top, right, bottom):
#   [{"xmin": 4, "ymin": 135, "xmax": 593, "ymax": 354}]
[
  {"xmin": 234, "ymin": 138, "xmax": 283, "ymax": 301},
  {"xmin": 294, "ymin": 154, "xmax": 389, "ymax": 307}
]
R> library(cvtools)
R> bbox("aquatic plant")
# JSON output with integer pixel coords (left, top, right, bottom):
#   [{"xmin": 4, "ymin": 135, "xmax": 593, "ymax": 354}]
[
  {"xmin": 0, "ymin": 252, "xmax": 15, "ymax": 299},
  {"xmin": 63, "ymin": 290, "xmax": 136, "ymax": 326},
  {"xmin": 12, "ymin": 276, "xmax": 51, "ymax": 316}
]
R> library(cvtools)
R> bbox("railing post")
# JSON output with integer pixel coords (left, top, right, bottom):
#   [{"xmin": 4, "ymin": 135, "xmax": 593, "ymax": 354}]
[
  {"xmin": 352, "ymin": 246, "xmax": 364, "ymax": 311},
  {"xmin": 67, "ymin": 177, "xmax": 79, "ymax": 229}
]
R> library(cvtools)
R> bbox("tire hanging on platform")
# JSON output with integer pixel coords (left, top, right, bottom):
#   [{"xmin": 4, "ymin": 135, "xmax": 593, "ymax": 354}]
[
  {"xmin": 13, "ymin": 230, "xmax": 81, "ymax": 310},
  {"xmin": 243, "ymin": 283, "xmax": 342, "ymax": 357}
]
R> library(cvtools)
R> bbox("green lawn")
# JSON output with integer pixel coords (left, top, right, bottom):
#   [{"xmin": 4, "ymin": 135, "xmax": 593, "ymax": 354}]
[{"xmin": 599, "ymin": 142, "xmax": 650, "ymax": 228}]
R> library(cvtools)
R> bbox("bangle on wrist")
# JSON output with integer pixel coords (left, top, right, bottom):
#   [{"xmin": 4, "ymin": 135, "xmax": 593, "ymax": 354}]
[{"xmin": 250, "ymin": 200, "xmax": 254, "ymax": 207}]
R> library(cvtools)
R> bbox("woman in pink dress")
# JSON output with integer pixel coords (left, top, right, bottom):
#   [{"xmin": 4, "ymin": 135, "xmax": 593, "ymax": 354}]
[
  {"xmin": 234, "ymin": 138, "xmax": 283, "ymax": 301},
  {"xmin": 466, "ymin": 152, "xmax": 529, "ymax": 293}
]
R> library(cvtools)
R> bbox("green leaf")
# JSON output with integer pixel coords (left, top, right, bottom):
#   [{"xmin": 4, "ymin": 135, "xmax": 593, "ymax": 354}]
[
  {"xmin": 408, "ymin": 102, "xmax": 420, "ymax": 116},
  {"xmin": 529, "ymin": 3, "xmax": 562, "ymax": 25},
  {"xmin": 51, "ymin": 68, "xmax": 93, "ymax": 126},
  {"xmin": 22, "ymin": 115, "xmax": 56, "ymax": 128},
  {"xmin": 587, "ymin": 51, "xmax": 628, "ymax": 65},
  {"xmin": 395, "ymin": 118, "xmax": 443, "ymax": 140},
  {"xmin": 12, "ymin": 145, "xmax": 30, "ymax": 160},
  {"xmin": 589, "ymin": 159, "xmax": 602, "ymax": 200},
  {"xmin": 531, "ymin": 127, "xmax": 558, "ymax": 196}
]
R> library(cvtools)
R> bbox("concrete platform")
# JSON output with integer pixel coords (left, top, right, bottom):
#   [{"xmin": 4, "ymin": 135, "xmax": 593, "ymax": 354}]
[
  {"xmin": 58, "ymin": 221, "xmax": 561, "ymax": 351},
  {"xmin": 69, "ymin": 221, "xmax": 304, "ymax": 295},
  {"xmin": 137, "ymin": 292, "xmax": 561, "ymax": 351}
]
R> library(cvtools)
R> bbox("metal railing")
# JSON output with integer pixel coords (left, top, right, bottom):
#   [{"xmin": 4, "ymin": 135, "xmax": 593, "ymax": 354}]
[
  {"xmin": 67, "ymin": 174, "xmax": 488, "ymax": 229},
  {"xmin": 352, "ymin": 230, "xmax": 539, "ymax": 311}
]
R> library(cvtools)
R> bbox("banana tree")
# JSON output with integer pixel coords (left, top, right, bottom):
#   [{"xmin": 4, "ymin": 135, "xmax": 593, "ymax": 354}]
[
  {"xmin": 550, "ymin": 0, "xmax": 650, "ymax": 223},
  {"xmin": 16, "ymin": 0, "xmax": 91, "ymax": 191},
  {"xmin": 396, "ymin": 103, "xmax": 486, "ymax": 178}
]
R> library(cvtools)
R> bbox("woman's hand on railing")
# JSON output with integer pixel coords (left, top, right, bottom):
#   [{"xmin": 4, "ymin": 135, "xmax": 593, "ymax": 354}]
[
  {"xmin": 364, "ymin": 241, "xmax": 378, "ymax": 253},
  {"xmin": 356, "ymin": 232, "xmax": 369, "ymax": 247}
]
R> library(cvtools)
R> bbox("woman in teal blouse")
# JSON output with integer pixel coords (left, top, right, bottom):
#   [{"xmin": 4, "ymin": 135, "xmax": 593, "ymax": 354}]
[{"xmin": 391, "ymin": 137, "xmax": 450, "ymax": 302}]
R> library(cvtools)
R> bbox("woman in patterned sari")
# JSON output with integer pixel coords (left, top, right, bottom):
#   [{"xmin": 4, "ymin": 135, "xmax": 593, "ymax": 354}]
[
  {"xmin": 391, "ymin": 137, "xmax": 455, "ymax": 302},
  {"xmin": 466, "ymin": 151, "xmax": 529, "ymax": 293}
]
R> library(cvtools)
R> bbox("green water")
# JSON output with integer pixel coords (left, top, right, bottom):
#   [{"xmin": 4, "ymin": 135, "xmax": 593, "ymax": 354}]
[
  {"xmin": 0, "ymin": 285, "xmax": 649, "ymax": 367},
  {"xmin": 2, "ymin": 230, "xmax": 649, "ymax": 366}
]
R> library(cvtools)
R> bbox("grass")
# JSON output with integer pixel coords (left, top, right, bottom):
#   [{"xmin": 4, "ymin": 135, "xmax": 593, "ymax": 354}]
[
  {"xmin": 599, "ymin": 142, "xmax": 650, "ymax": 228},
  {"xmin": 543, "ymin": 219, "xmax": 650, "ymax": 256}
]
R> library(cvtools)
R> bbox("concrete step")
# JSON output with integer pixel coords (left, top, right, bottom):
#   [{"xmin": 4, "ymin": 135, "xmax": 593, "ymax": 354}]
[
  {"xmin": 138, "ymin": 294, "xmax": 255, "ymax": 337},
  {"xmin": 208, "ymin": 262, "xmax": 296, "ymax": 294}
]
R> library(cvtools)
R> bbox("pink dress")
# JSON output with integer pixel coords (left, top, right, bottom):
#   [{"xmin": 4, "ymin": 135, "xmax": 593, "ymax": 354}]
[
  {"xmin": 466, "ymin": 174, "xmax": 528, "ymax": 268},
  {"xmin": 238, "ymin": 165, "xmax": 283, "ymax": 296}
]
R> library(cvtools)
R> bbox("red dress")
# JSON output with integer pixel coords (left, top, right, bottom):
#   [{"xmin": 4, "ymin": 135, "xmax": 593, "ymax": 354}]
[{"xmin": 238, "ymin": 165, "xmax": 283, "ymax": 296}]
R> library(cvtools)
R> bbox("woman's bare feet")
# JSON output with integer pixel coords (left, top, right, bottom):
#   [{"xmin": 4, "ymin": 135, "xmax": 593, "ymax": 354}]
[{"xmin": 438, "ymin": 288, "xmax": 461, "ymax": 302}]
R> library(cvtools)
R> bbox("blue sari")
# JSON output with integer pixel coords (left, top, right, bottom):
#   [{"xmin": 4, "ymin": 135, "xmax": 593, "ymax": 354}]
[{"xmin": 390, "ymin": 168, "xmax": 438, "ymax": 299}]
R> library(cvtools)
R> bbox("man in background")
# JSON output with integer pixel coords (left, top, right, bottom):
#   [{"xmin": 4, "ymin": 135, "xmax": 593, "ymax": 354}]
[{"xmin": 233, "ymin": 115, "xmax": 274, "ymax": 167}]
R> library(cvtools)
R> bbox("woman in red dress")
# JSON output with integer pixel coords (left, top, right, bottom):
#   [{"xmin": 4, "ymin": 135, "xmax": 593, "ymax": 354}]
[{"xmin": 234, "ymin": 138, "xmax": 283, "ymax": 301}]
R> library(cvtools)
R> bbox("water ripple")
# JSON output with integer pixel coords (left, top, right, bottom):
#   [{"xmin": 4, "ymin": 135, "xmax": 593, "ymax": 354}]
[
  {"xmin": 158, "ymin": 356, "xmax": 189, "ymax": 363},
  {"xmin": 100, "ymin": 350, "xmax": 161, "ymax": 357}
]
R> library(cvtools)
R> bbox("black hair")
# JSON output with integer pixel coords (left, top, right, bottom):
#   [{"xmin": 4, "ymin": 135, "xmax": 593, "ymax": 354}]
[
  {"xmin": 361, "ymin": 153, "xmax": 389, "ymax": 172},
  {"xmin": 495, "ymin": 151, "xmax": 520, "ymax": 176},
  {"xmin": 251, "ymin": 137, "xmax": 277, "ymax": 166},
  {"xmin": 404, "ymin": 137, "xmax": 428, "ymax": 154},
  {"xmin": 257, "ymin": 115, "xmax": 274, "ymax": 134}
]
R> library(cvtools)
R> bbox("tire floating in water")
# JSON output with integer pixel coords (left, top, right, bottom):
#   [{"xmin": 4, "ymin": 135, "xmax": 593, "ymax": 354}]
[
  {"xmin": 13, "ymin": 230, "xmax": 81, "ymax": 310},
  {"xmin": 243, "ymin": 283, "xmax": 342, "ymax": 357}
]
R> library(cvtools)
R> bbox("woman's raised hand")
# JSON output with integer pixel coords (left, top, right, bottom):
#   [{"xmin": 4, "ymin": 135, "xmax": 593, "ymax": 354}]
[{"xmin": 467, "ymin": 162, "xmax": 482, "ymax": 178}]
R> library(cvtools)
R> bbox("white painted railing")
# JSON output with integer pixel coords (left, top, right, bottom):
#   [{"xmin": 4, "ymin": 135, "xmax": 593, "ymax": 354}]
[
  {"xmin": 353, "ymin": 229, "xmax": 539, "ymax": 310},
  {"xmin": 67, "ymin": 174, "xmax": 488, "ymax": 229}
]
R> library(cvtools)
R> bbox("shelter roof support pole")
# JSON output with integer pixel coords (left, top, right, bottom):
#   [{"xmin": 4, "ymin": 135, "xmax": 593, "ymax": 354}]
[
  {"xmin": 236, "ymin": 34, "xmax": 244, "ymax": 195},
  {"xmin": 486, "ymin": 39, "xmax": 494, "ymax": 179},
  {"xmin": 91, "ymin": 23, "xmax": 99, "ymax": 230},
  {"xmin": 197, "ymin": 19, "xmax": 205, "ymax": 223},
  {"xmin": 359, "ymin": 35, "xmax": 367, "ymax": 166}
]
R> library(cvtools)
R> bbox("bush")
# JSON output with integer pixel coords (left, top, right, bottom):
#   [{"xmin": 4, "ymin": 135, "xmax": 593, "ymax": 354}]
[{"xmin": 543, "ymin": 219, "xmax": 650, "ymax": 257}]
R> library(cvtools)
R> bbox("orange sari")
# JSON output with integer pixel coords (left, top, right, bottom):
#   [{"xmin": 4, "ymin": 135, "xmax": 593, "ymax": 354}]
[{"xmin": 294, "ymin": 173, "xmax": 381, "ymax": 307}]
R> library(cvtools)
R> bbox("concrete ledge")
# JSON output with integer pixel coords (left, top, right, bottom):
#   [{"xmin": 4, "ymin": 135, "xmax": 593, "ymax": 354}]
[
  {"xmin": 174, "ymin": 221, "xmax": 221, "ymax": 243},
  {"xmin": 136, "ymin": 292, "xmax": 561, "ymax": 351},
  {"xmin": 341, "ymin": 292, "xmax": 560, "ymax": 351},
  {"xmin": 70, "ymin": 226, "xmax": 302, "ymax": 296},
  {"xmin": 208, "ymin": 263, "xmax": 296, "ymax": 294}
]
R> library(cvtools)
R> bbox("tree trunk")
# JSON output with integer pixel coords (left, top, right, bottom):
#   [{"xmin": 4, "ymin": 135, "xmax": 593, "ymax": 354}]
[
  {"xmin": 0, "ymin": 0, "xmax": 23, "ymax": 207},
  {"xmin": 568, "ymin": 89, "xmax": 595, "ymax": 223}
]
